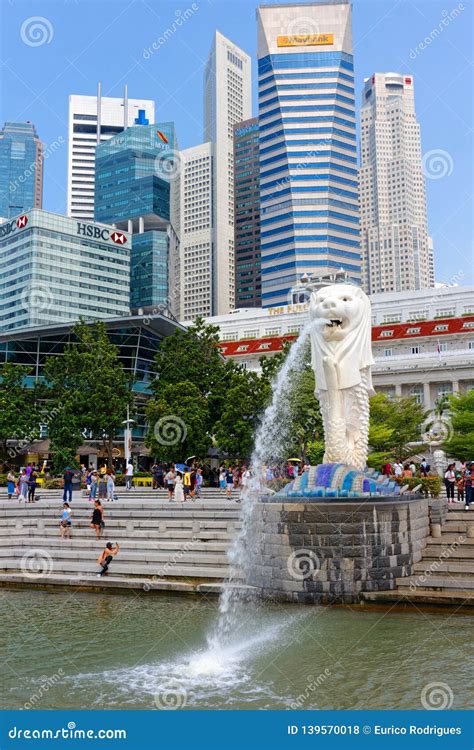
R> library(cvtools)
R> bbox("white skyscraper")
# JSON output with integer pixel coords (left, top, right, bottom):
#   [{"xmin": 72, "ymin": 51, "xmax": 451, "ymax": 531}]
[
  {"xmin": 204, "ymin": 31, "xmax": 252, "ymax": 314},
  {"xmin": 178, "ymin": 142, "xmax": 214, "ymax": 321},
  {"xmin": 360, "ymin": 72, "xmax": 432, "ymax": 294},
  {"xmin": 67, "ymin": 85, "xmax": 155, "ymax": 220}
]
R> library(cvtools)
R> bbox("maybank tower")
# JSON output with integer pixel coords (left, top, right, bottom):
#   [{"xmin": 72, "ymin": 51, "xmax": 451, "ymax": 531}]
[{"xmin": 257, "ymin": 1, "xmax": 360, "ymax": 307}]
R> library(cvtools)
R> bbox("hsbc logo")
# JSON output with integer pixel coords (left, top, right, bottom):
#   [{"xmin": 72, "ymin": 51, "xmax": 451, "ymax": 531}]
[
  {"xmin": 77, "ymin": 223, "xmax": 128, "ymax": 245},
  {"xmin": 111, "ymin": 231, "xmax": 127, "ymax": 245},
  {"xmin": 0, "ymin": 214, "xmax": 30, "ymax": 238}
]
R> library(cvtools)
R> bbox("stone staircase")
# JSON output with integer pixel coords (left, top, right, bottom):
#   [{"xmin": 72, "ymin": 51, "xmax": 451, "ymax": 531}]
[
  {"xmin": 0, "ymin": 488, "xmax": 243, "ymax": 595},
  {"xmin": 362, "ymin": 507, "xmax": 474, "ymax": 607}
]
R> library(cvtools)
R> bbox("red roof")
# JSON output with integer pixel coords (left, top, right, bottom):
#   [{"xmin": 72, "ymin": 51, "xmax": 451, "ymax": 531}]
[
  {"xmin": 219, "ymin": 317, "xmax": 474, "ymax": 357},
  {"xmin": 372, "ymin": 316, "xmax": 474, "ymax": 341}
]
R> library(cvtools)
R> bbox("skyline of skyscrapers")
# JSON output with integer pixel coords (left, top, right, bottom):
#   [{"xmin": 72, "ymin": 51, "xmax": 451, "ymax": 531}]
[
  {"xmin": 0, "ymin": 121, "xmax": 43, "ymax": 219},
  {"xmin": 234, "ymin": 117, "xmax": 261, "ymax": 308},
  {"xmin": 257, "ymin": 1, "xmax": 361, "ymax": 308},
  {"xmin": 359, "ymin": 72, "xmax": 433, "ymax": 294},
  {"xmin": 67, "ymin": 85, "xmax": 155, "ymax": 221},
  {"xmin": 1, "ymin": 3, "xmax": 450, "ymax": 335},
  {"xmin": 204, "ymin": 31, "xmax": 252, "ymax": 315}
]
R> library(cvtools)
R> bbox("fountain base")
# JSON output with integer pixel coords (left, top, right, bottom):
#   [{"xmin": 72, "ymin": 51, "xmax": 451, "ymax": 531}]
[
  {"xmin": 249, "ymin": 495, "xmax": 429, "ymax": 604},
  {"xmin": 275, "ymin": 463, "xmax": 401, "ymax": 499}
]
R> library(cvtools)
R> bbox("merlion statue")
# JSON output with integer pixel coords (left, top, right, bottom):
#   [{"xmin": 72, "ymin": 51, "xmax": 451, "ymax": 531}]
[{"xmin": 309, "ymin": 283, "xmax": 375, "ymax": 471}]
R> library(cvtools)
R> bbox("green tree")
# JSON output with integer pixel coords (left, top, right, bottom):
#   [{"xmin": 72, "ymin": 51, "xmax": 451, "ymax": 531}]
[
  {"xmin": 286, "ymin": 368, "xmax": 324, "ymax": 462},
  {"xmin": 0, "ymin": 363, "xmax": 41, "ymax": 462},
  {"xmin": 214, "ymin": 369, "xmax": 270, "ymax": 460},
  {"xmin": 368, "ymin": 393, "xmax": 428, "ymax": 460},
  {"xmin": 443, "ymin": 390, "xmax": 474, "ymax": 459},
  {"xmin": 44, "ymin": 321, "xmax": 134, "ymax": 469},
  {"xmin": 145, "ymin": 381, "xmax": 209, "ymax": 463}
]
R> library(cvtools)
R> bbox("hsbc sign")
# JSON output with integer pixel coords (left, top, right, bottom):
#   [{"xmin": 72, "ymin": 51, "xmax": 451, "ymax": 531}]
[
  {"xmin": 76, "ymin": 223, "xmax": 128, "ymax": 244},
  {"xmin": 0, "ymin": 214, "xmax": 29, "ymax": 238}
]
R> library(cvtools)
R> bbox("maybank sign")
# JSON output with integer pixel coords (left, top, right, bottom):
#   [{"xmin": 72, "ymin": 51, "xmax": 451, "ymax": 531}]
[{"xmin": 277, "ymin": 33, "xmax": 334, "ymax": 47}]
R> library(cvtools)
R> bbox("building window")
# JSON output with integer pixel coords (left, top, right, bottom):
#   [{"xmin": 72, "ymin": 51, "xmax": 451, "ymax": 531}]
[
  {"xmin": 236, "ymin": 345, "xmax": 249, "ymax": 352},
  {"xmin": 264, "ymin": 327, "xmax": 281, "ymax": 337},
  {"xmin": 408, "ymin": 385, "xmax": 424, "ymax": 404},
  {"xmin": 222, "ymin": 332, "xmax": 238, "ymax": 341},
  {"xmin": 380, "ymin": 330, "xmax": 394, "ymax": 338},
  {"xmin": 383, "ymin": 315, "xmax": 401, "ymax": 324},
  {"xmin": 437, "ymin": 383, "xmax": 453, "ymax": 398},
  {"xmin": 434, "ymin": 324, "xmax": 449, "ymax": 332},
  {"xmin": 411, "ymin": 346, "xmax": 420, "ymax": 355},
  {"xmin": 463, "ymin": 321, "xmax": 474, "ymax": 329},
  {"xmin": 406, "ymin": 327, "xmax": 420, "ymax": 334},
  {"xmin": 439, "ymin": 342, "xmax": 448, "ymax": 353},
  {"xmin": 384, "ymin": 348, "xmax": 393, "ymax": 357}
]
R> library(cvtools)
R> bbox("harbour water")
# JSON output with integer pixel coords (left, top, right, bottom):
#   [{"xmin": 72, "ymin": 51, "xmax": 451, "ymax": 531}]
[{"xmin": 1, "ymin": 589, "xmax": 472, "ymax": 711}]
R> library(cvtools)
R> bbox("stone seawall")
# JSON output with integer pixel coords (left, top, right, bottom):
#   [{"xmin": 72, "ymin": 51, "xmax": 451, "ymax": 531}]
[{"xmin": 249, "ymin": 497, "xmax": 429, "ymax": 604}]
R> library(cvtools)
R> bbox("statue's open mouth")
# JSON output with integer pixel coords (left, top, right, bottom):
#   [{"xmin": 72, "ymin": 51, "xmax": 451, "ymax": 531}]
[{"xmin": 327, "ymin": 319, "xmax": 343, "ymax": 328}]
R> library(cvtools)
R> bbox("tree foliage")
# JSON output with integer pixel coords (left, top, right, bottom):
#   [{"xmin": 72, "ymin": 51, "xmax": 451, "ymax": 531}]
[
  {"xmin": 368, "ymin": 393, "xmax": 428, "ymax": 460},
  {"xmin": 443, "ymin": 390, "xmax": 474, "ymax": 459},
  {"xmin": 44, "ymin": 321, "xmax": 134, "ymax": 469},
  {"xmin": 0, "ymin": 363, "xmax": 41, "ymax": 462}
]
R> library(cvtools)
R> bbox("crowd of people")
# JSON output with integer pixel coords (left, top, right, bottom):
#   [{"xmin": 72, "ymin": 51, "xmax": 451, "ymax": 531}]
[{"xmin": 6, "ymin": 464, "xmax": 40, "ymax": 503}]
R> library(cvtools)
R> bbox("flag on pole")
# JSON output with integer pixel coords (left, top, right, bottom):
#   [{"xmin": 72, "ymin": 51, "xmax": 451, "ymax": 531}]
[
  {"xmin": 437, "ymin": 339, "xmax": 442, "ymax": 359},
  {"xmin": 156, "ymin": 129, "xmax": 169, "ymax": 144}
]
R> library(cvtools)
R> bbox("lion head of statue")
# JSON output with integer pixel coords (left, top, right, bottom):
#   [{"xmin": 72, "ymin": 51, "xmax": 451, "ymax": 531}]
[{"xmin": 309, "ymin": 283, "xmax": 375, "ymax": 391}]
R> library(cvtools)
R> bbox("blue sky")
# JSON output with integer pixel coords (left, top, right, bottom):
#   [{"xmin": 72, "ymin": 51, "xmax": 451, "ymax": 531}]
[{"xmin": 1, "ymin": 0, "xmax": 472, "ymax": 284}]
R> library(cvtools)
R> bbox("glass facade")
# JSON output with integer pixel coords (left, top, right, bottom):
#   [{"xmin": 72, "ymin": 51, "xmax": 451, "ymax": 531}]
[
  {"xmin": 0, "ymin": 122, "xmax": 43, "ymax": 219},
  {"xmin": 0, "ymin": 315, "xmax": 182, "ymax": 443},
  {"xmin": 257, "ymin": 4, "xmax": 361, "ymax": 307},
  {"xmin": 94, "ymin": 123, "xmax": 176, "ymax": 310},
  {"xmin": 233, "ymin": 118, "xmax": 261, "ymax": 308},
  {"xmin": 0, "ymin": 209, "xmax": 130, "ymax": 332}
]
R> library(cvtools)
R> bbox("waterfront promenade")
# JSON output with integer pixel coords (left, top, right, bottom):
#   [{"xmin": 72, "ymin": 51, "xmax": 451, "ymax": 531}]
[{"xmin": 0, "ymin": 488, "xmax": 472, "ymax": 607}]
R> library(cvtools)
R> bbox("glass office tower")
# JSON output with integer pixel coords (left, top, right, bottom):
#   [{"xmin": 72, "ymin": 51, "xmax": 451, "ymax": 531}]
[
  {"xmin": 0, "ymin": 122, "xmax": 43, "ymax": 219},
  {"xmin": 257, "ymin": 1, "xmax": 360, "ymax": 307},
  {"xmin": 95, "ymin": 122, "xmax": 179, "ymax": 312}
]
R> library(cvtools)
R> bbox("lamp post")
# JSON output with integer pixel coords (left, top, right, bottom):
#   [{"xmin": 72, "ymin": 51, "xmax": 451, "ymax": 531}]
[{"xmin": 122, "ymin": 404, "xmax": 135, "ymax": 467}]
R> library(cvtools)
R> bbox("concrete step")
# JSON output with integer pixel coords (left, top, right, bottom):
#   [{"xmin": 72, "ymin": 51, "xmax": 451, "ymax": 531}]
[
  {"xmin": 446, "ymin": 511, "xmax": 474, "ymax": 520},
  {"xmin": 413, "ymin": 561, "xmax": 474, "ymax": 575},
  {"xmin": 0, "ymin": 559, "xmax": 238, "ymax": 579},
  {"xmin": 397, "ymin": 575, "xmax": 474, "ymax": 591},
  {"xmin": 0, "ymin": 572, "xmax": 254, "ymax": 595},
  {"xmin": 426, "ymin": 535, "xmax": 474, "ymax": 545},
  {"xmin": 0, "ymin": 528, "xmax": 234, "ymax": 542},
  {"xmin": 0, "ymin": 547, "xmax": 229, "ymax": 566},
  {"xmin": 422, "ymin": 545, "xmax": 474, "ymax": 560},
  {"xmin": 360, "ymin": 589, "xmax": 474, "ymax": 606},
  {"xmin": 0, "ymin": 537, "xmax": 230, "ymax": 552},
  {"xmin": 436, "ymin": 522, "xmax": 474, "ymax": 533}
]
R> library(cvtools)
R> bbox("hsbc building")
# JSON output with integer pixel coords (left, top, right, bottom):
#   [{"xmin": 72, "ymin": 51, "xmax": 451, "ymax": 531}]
[{"xmin": 0, "ymin": 209, "xmax": 130, "ymax": 332}]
